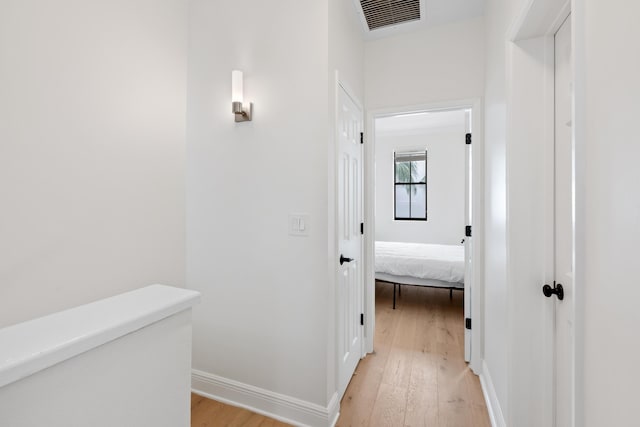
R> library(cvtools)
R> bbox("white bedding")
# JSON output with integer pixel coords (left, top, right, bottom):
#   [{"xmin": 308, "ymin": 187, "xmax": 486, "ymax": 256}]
[{"xmin": 375, "ymin": 241, "xmax": 465, "ymax": 284}]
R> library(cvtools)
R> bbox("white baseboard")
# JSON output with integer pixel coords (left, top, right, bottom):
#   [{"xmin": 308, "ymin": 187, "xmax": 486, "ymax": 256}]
[
  {"xmin": 479, "ymin": 360, "xmax": 506, "ymax": 427},
  {"xmin": 327, "ymin": 392, "xmax": 340, "ymax": 427},
  {"xmin": 192, "ymin": 369, "xmax": 339, "ymax": 427}
]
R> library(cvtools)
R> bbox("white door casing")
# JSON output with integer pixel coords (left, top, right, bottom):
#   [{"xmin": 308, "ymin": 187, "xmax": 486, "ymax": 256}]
[
  {"xmin": 337, "ymin": 83, "xmax": 364, "ymax": 399},
  {"xmin": 554, "ymin": 15, "xmax": 574, "ymax": 427},
  {"xmin": 506, "ymin": 1, "xmax": 575, "ymax": 425},
  {"xmin": 364, "ymin": 99, "xmax": 483, "ymax": 374}
]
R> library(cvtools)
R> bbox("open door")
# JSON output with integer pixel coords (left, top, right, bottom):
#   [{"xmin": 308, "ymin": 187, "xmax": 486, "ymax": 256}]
[
  {"xmin": 464, "ymin": 110, "xmax": 472, "ymax": 363},
  {"xmin": 336, "ymin": 83, "xmax": 364, "ymax": 399}
]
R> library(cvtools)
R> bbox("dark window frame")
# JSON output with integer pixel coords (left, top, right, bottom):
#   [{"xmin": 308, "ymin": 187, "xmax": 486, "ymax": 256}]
[{"xmin": 393, "ymin": 150, "xmax": 427, "ymax": 221}]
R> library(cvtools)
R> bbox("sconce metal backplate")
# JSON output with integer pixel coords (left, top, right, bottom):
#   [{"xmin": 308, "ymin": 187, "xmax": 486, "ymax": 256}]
[{"xmin": 233, "ymin": 102, "xmax": 253, "ymax": 122}]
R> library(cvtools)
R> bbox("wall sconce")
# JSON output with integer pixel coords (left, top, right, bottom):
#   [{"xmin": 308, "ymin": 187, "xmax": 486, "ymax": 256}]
[{"xmin": 231, "ymin": 70, "xmax": 253, "ymax": 122}]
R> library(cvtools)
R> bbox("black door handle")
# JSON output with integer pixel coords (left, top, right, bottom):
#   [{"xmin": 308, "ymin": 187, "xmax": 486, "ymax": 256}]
[
  {"xmin": 340, "ymin": 254, "xmax": 354, "ymax": 265},
  {"xmin": 542, "ymin": 282, "xmax": 564, "ymax": 300}
]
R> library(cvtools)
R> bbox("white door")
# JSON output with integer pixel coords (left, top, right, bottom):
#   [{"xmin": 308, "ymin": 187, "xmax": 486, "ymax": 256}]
[
  {"xmin": 463, "ymin": 110, "xmax": 472, "ymax": 363},
  {"xmin": 337, "ymin": 84, "xmax": 364, "ymax": 399},
  {"xmin": 553, "ymin": 15, "xmax": 574, "ymax": 427}
]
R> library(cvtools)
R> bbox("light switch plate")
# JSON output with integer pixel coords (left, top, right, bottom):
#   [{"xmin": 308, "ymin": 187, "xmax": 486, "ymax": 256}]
[{"xmin": 289, "ymin": 213, "xmax": 310, "ymax": 236}]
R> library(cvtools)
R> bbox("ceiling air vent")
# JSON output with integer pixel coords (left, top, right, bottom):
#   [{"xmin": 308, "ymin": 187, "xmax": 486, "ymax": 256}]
[{"xmin": 359, "ymin": 0, "xmax": 421, "ymax": 31}]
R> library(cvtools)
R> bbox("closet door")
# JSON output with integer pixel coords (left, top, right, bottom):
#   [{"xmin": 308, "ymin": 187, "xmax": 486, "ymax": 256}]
[{"xmin": 553, "ymin": 15, "xmax": 575, "ymax": 427}]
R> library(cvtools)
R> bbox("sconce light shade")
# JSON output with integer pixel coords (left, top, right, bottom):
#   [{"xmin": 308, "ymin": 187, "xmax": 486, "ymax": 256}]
[
  {"xmin": 231, "ymin": 70, "xmax": 252, "ymax": 122},
  {"xmin": 231, "ymin": 70, "xmax": 243, "ymax": 103}
]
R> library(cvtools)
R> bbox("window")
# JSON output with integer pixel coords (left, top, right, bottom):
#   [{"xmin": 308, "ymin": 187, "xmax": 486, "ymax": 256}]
[{"xmin": 394, "ymin": 151, "xmax": 427, "ymax": 220}]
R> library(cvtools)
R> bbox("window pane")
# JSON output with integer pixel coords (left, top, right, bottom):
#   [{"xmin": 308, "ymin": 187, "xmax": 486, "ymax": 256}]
[
  {"xmin": 410, "ymin": 184, "xmax": 426, "ymax": 219},
  {"xmin": 395, "ymin": 161, "xmax": 411, "ymax": 183},
  {"xmin": 395, "ymin": 185, "xmax": 410, "ymax": 218},
  {"xmin": 413, "ymin": 160, "xmax": 426, "ymax": 183}
]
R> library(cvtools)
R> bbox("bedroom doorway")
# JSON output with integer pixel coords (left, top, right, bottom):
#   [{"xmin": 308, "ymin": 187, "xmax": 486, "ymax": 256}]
[{"xmin": 363, "ymin": 99, "xmax": 483, "ymax": 373}]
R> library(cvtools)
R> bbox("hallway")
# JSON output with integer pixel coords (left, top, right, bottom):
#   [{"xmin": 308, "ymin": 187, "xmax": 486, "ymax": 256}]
[{"xmin": 336, "ymin": 283, "xmax": 490, "ymax": 426}]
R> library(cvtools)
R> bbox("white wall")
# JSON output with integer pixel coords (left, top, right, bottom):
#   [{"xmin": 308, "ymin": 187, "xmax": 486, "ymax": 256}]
[
  {"xmin": 329, "ymin": 0, "xmax": 364, "ymax": 99},
  {"xmin": 365, "ymin": 17, "xmax": 485, "ymax": 110},
  {"xmin": 578, "ymin": 1, "xmax": 640, "ymax": 425},
  {"xmin": 375, "ymin": 119, "xmax": 466, "ymax": 245},
  {"xmin": 187, "ymin": 0, "xmax": 330, "ymax": 408},
  {"xmin": 0, "ymin": 0, "xmax": 187, "ymax": 328},
  {"xmin": 186, "ymin": 1, "xmax": 358, "ymax": 419},
  {"xmin": 187, "ymin": 2, "xmax": 363, "ymax": 420},
  {"xmin": 481, "ymin": 0, "xmax": 522, "ymax": 421}
]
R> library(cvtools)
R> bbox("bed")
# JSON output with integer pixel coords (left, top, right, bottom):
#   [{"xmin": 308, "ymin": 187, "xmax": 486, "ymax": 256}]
[{"xmin": 375, "ymin": 241, "xmax": 465, "ymax": 308}]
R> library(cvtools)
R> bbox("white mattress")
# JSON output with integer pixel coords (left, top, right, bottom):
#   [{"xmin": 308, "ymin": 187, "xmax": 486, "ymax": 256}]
[{"xmin": 375, "ymin": 241, "xmax": 465, "ymax": 284}]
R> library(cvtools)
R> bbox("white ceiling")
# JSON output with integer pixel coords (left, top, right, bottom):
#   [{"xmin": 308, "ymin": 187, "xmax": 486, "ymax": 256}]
[
  {"xmin": 375, "ymin": 109, "xmax": 468, "ymax": 134},
  {"xmin": 353, "ymin": 0, "xmax": 484, "ymax": 40}
]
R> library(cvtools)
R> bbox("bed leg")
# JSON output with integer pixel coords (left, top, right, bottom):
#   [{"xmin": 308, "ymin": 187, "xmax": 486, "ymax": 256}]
[
  {"xmin": 450, "ymin": 288, "xmax": 453, "ymax": 300},
  {"xmin": 399, "ymin": 284, "xmax": 401, "ymax": 297},
  {"xmin": 393, "ymin": 283, "xmax": 396, "ymax": 309}
]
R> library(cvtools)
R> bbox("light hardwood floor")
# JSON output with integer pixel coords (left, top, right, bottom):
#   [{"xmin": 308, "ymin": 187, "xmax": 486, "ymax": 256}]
[
  {"xmin": 336, "ymin": 282, "xmax": 491, "ymax": 427},
  {"xmin": 191, "ymin": 393, "xmax": 290, "ymax": 426},
  {"xmin": 191, "ymin": 282, "xmax": 490, "ymax": 427}
]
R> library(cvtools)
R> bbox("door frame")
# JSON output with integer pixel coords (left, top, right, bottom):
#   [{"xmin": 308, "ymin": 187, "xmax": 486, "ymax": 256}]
[
  {"xmin": 364, "ymin": 98, "xmax": 484, "ymax": 374},
  {"xmin": 506, "ymin": 0, "xmax": 583, "ymax": 424}
]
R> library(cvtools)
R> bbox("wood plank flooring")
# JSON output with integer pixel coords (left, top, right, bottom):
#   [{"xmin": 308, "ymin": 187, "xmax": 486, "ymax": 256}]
[
  {"xmin": 191, "ymin": 393, "xmax": 290, "ymax": 427},
  {"xmin": 336, "ymin": 282, "xmax": 491, "ymax": 427},
  {"xmin": 191, "ymin": 282, "xmax": 490, "ymax": 427}
]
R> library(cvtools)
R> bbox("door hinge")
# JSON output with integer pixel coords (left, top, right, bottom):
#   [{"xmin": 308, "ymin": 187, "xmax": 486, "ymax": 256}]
[
  {"xmin": 360, "ymin": 313, "xmax": 364, "ymax": 326},
  {"xmin": 465, "ymin": 225, "xmax": 472, "ymax": 237},
  {"xmin": 360, "ymin": 132, "xmax": 364, "ymax": 144},
  {"xmin": 360, "ymin": 222, "xmax": 364, "ymax": 235},
  {"xmin": 465, "ymin": 133, "xmax": 472, "ymax": 145},
  {"xmin": 465, "ymin": 318, "xmax": 472, "ymax": 330}
]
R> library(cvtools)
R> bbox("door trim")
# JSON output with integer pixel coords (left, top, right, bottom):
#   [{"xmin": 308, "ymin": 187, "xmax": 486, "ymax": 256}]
[
  {"xmin": 507, "ymin": 0, "xmax": 580, "ymax": 425},
  {"xmin": 364, "ymin": 98, "xmax": 484, "ymax": 374}
]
